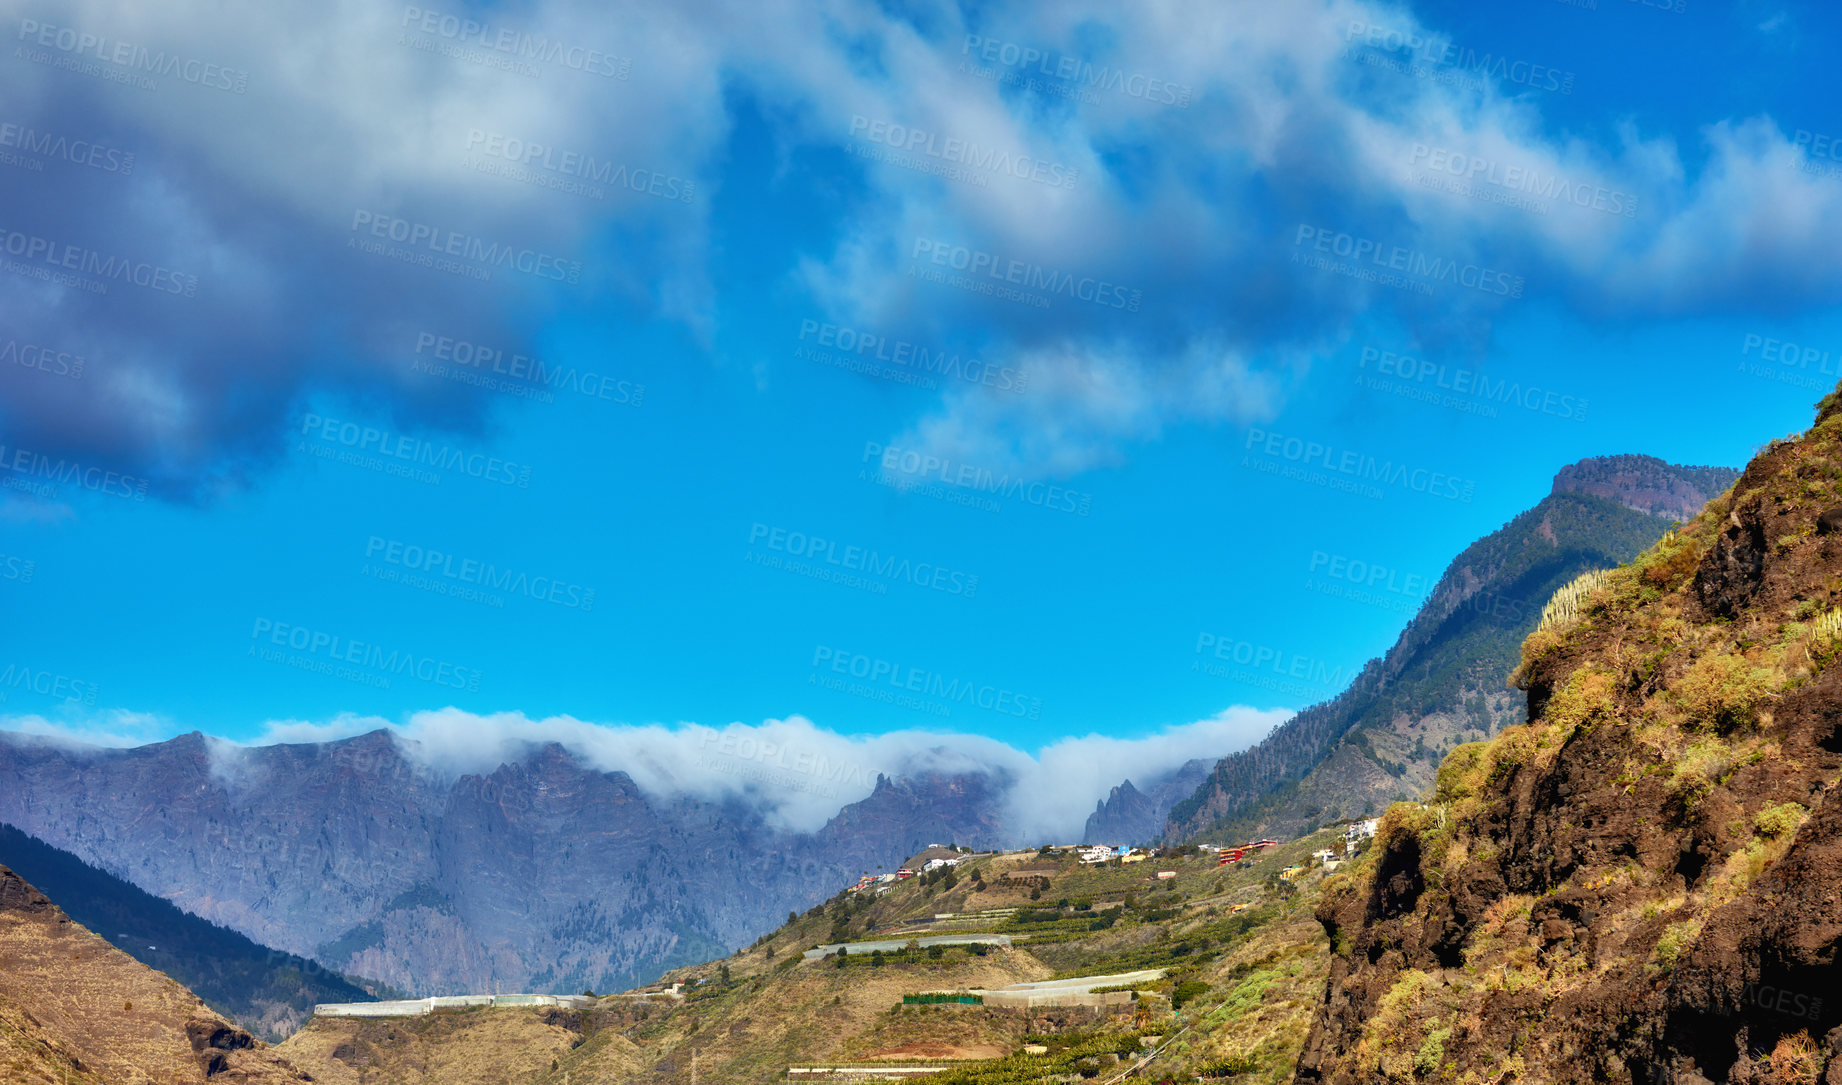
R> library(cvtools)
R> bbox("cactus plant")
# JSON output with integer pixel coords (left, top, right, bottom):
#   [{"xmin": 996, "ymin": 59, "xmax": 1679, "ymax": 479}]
[{"xmin": 1537, "ymin": 569, "xmax": 1609, "ymax": 634}]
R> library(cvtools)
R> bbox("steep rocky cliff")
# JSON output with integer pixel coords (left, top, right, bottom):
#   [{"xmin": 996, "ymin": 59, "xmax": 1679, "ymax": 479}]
[
  {"xmin": 0, "ymin": 733, "xmax": 1013, "ymax": 997},
  {"xmin": 1299, "ymin": 396, "xmax": 1842, "ymax": 1083},
  {"xmin": 1163, "ymin": 455, "xmax": 1738, "ymax": 846}
]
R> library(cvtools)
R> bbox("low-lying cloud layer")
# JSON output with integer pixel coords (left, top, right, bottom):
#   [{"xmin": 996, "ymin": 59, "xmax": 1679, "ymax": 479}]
[{"xmin": 3, "ymin": 705, "xmax": 1289, "ymax": 840}]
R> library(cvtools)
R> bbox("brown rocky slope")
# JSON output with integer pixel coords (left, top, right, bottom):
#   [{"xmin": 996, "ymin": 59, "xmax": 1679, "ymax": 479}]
[
  {"xmin": 0, "ymin": 864, "xmax": 311, "ymax": 1084},
  {"xmin": 1299, "ymin": 394, "xmax": 1842, "ymax": 1084}
]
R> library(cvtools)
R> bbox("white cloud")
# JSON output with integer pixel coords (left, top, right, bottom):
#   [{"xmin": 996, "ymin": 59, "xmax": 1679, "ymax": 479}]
[
  {"xmin": 893, "ymin": 338, "xmax": 1289, "ymax": 477},
  {"xmin": 0, "ymin": 710, "xmax": 173, "ymax": 751},
  {"xmin": 4, "ymin": 705, "xmax": 1291, "ymax": 840}
]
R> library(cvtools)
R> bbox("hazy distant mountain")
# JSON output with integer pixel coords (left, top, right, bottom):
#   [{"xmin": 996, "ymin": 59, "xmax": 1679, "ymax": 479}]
[
  {"xmin": 1163, "ymin": 454, "xmax": 1739, "ymax": 844},
  {"xmin": 0, "ymin": 823, "xmax": 377, "ymax": 1039},
  {"xmin": 0, "ymin": 732, "xmax": 1013, "ymax": 997},
  {"xmin": 1081, "ymin": 758, "xmax": 1213, "ymax": 845}
]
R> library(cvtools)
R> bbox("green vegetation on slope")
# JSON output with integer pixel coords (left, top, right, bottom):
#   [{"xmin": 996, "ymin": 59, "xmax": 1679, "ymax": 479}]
[{"xmin": 282, "ymin": 832, "xmax": 1351, "ymax": 1085}]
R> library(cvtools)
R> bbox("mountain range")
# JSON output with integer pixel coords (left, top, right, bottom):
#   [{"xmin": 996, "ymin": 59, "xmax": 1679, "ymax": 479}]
[
  {"xmin": 0, "ymin": 454, "xmax": 1738, "ymax": 1003},
  {"xmin": 0, "ymin": 731, "xmax": 1015, "ymax": 996},
  {"xmin": 13, "ymin": 415, "xmax": 1842, "ymax": 1082}
]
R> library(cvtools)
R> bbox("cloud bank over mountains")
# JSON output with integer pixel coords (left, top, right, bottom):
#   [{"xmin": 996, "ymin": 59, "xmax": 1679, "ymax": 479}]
[{"xmin": 1, "ymin": 705, "xmax": 1290, "ymax": 840}]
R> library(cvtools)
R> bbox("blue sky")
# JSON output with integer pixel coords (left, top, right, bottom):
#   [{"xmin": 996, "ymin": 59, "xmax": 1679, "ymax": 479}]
[{"xmin": 3, "ymin": 0, "xmax": 1841, "ymax": 824}]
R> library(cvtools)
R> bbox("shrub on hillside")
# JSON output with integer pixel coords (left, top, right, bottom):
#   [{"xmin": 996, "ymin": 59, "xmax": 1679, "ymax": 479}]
[{"xmin": 1673, "ymin": 653, "xmax": 1776, "ymax": 733}]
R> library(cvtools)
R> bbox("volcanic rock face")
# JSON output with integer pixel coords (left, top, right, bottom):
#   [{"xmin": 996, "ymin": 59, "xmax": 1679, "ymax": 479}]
[
  {"xmin": 1297, "ymin": 406, "xmax": 1842, "ymax": 1083},
  {"xmin": 0, "ymin": 732, "xmax": 1013, "ymax": 996}
]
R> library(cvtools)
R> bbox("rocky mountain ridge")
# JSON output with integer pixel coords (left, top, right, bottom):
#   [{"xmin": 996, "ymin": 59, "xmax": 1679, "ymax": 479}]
[
  {"xmin": 1162, "ymin": 454, "xmax": 1739, "ymax": 846},
  {"xmin": 0, "ymin": 731, "xmax": 1015, "ymax": 997}
]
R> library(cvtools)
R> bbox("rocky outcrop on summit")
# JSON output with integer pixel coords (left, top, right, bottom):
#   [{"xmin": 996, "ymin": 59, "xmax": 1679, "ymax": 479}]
[
  {"xmin": 1552, "ymin": 452, "xmax": 1739, "ymax": 522},
  {"xmin": 0, "ymin": 734, "xmax": 1013, "ymax": 998},
  {"xmin": 1298, "ymin": 398, "xmax": 1842, "ymax": 1084},
  {"xmin": 1163, "ymin": 456, "xmax": 1737, "ymax": 847}
]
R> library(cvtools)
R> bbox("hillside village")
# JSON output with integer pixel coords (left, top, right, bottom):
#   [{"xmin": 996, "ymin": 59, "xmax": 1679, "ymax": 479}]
[
  {"xmin": 254, "ymin": 818, "xmax": 1395, "ymax": 1085},
  {"xmin": 844, "ymin": 825, "xmax": 1377, "ymax": 901}
]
